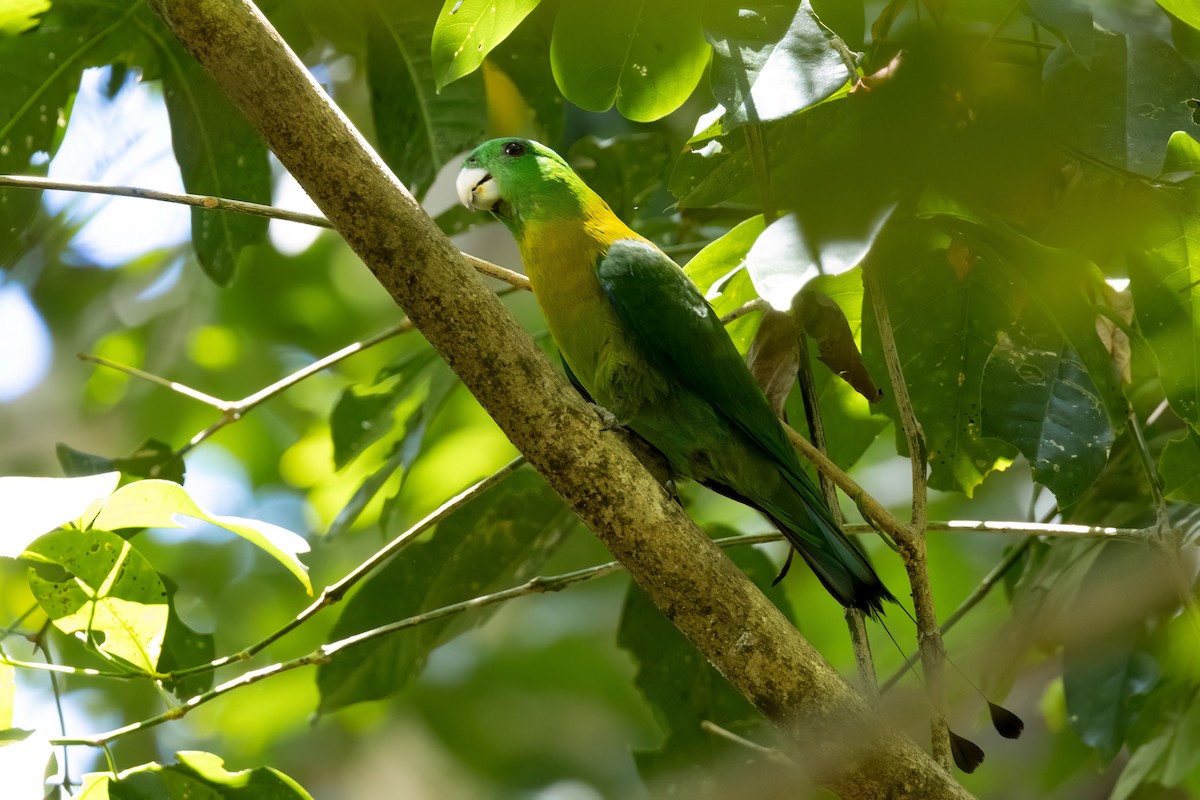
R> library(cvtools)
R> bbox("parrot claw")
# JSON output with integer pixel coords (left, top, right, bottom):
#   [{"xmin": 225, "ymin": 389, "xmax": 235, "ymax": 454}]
[
  {"xmin": 588, "ymin": 403, "xmax": 624, "ymax": 431},
  {"xmin": 664, "ymin": 479, "xmax": 681, "ymax": 505}
]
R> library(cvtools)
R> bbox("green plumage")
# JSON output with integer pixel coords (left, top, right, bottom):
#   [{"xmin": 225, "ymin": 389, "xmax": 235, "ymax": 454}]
[{"xmin": 459, "ymin": 138, "xmax": 894, "ymax": 615}]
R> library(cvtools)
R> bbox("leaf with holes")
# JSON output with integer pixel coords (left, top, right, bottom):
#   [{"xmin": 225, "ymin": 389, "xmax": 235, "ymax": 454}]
[
  {"xmin": 550, "ymin": 0, "xmax": 710, "ymax": 122},
  {"xmin": 431, "ymin": 0, "xmax": 541, "ymax": 90},
  {"xmin": 23, "ymin": 529, "xmax": 168, "ymax": 673}
]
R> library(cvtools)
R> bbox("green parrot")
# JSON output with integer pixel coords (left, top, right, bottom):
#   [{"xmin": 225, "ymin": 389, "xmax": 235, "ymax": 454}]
[{"xmin": 457, "ymin": 138, "xmax": 895, "ymax": 616}]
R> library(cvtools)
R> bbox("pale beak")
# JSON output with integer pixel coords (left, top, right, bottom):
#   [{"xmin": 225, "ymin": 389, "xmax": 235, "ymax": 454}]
[{"xmin": 456, "ymin": 166, "xmax": 501, "ymax": 211}]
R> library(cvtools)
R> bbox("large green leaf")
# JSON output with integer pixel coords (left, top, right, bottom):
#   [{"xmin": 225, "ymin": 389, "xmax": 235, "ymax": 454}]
[
  {"xmin": 1064, "ymin": 633, "xmax": 1160, "ymax": 764},
  {"xmin": 1131, "ymin": 133, "xmax": 1200, "ymax": 430},
  {"xmin": 23, "ymin": 528, "xmax": 168, "ymax": 673},
  {"xmin": 1158, "ymin": 430, "xmax": 1200, "ymax": 503},
  {"xmin": 367, "ymin": 0, "xmax": 487, "ymax": 200},
  {"xmin": 683, "ymin": 214, "xmax": 765, "ymax": 295},
  {"xmin": 1158, "ymin": 0, "xmax": 1200, "ymax": 32},
  {"xmin": 1044, "ymin": 29, "xmax": 1200, "ymax": 176},
  {"xmin": 704, "ymin": 0, "xmax": 851, "ymax": 130},
  {"xmin": 157, "ymin": 37, "xmax": 270, "ymax": 286},
  {"xmin": 157, "ymin": 577, "xmax": 216, "ymax": 699},
  {"xmin": 317, "ymin": 469, "xmax": 573, "ymax": 713},
  {"xmin": 431, "ymin": 0, "xmax": 541, "ymax": 90},
  {"xmin": 550, "ymin": 0, "xmax": 710, "ymax": 122},
  {"xmin": 88, "ymin": 479, "xmax": 311, "ymax": 594},
  {"xmin": 483, "ymin": 0, "xmax": 563, "ymax": 144},
  {"xmin": 863, "ymin": 239, "xmax": 1018, "ymax": 495},
  {"xmin": 72, "ymin": 751, "xmax": 313, "ymax": 799},
  {"xmin": 0, "ymin": 0, "xmax": 140, "ymax": 266},
  {"xmin": 981, "ymin": 329, "xmax": 1112, "ymax": 506},
  {"xmin": 0, "ymin": 471, "xmax": 120, "ymax": 558},
  {"xmin": 1111, "ymin": 693, "xmax": 1200, "ymax": 800},
  {"xmin": 618, "ymin": 536, "xmax": 795, "ymax": 787}
]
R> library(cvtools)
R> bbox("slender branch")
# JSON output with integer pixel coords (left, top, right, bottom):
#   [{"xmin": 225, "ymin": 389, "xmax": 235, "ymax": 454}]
[
  {"xmin": 33, "ymin": 629, "xmax": 72, "ymax": 791},
  {"xmin": 167, "ymin": 457, "xmax": 527, "ymax": 679},
  {"xmin": 77, "ymin": 353, "xmax": 228, "ymax": 409},
  {"xmin": 881, "ymin": 537, "xmax": 1035, "ymax": 692},
  {"xmin": 0, "ymin": 605, "xmax": 38, "ymax": 644},
  {"xmin": 701, "ymin": 720, "xmax": 797, "ymax": 767},
  {"xmin": 721, "ymin": 298, "xmax": 771, "ymax": 326},
  {"xmin": 0, "ymin": 174, "xmax": 531, "ymax": 292},
  {"xmin": 795, "ymin": 332, "xmax": 878, "ymax": 700},
  {"xmin": 863, "ymin": 261, "xmax": 948, "ymax": 769}
]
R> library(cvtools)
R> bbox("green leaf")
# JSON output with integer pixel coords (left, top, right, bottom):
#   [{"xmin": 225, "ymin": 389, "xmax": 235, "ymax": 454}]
[
  {"xmin": 1044, "ymin": 29, "xmax": 1200, "ymax": 176},
  {"xmin": 0, "ymin": 733, "xmax": 49, "ymax": 800},
  {"xmin": 88, "ymin": 480, "xmax": 311, "ymax": 594},
  {"xmin": 981, "ymin": 330, "xmax": 1113, "ymax": 506},
  {"xmin": 483, "ymin": 0, "xmax": 563, "ymax": 144},
  {"xmin": 158, "ymin": 577, "xmax": 216, "ymax": 699},
  {"xmin": 57, "ymin": 438, "xmax": 185, "ymax": 484},
  {"xmin": 329, "ymin": 358, "xmax": 460, "ymax": 538},
  {"xmin": 0, "ymin": 471, "xmax": 120, "ymax": 559},
  {"xmin": 0, "ymin": 0, "xmax": 48, "ymax": 35},
  {"xmin": 0, "ymin": 1, "xmax": 140, "ymax": 266},
  {"xmin": 317, "ymin": 469, "xmax": 573, "ymax": 713},
  {"xmin": 1064, "ymin": 635, "xmax": 1160, "ymax": 764},
  {"xmin": 1026, "ymin": 0, "xmax": 1093, "ymax": 65},
  {"xmin": 1158, "ymin": 0, "xmax": 1200, "ymax": 32},
  {"xmin": 23, "ymin": 529, "xmax": 168, "ymax": 673},
  {"xmin": 0, "ymin": 727, "xmax": 33, "ymax": 744},
  {"xmin": 863, "ymin": 239, "xmax": 1018, "ymax": 495},
  {"xmin": 568, "ymin": 132, "xmax": 673, "ymax": 223},
  {"xmin": 619, "ymin": 538, "xmax": 795, "ymax": 786},
  {"xmin": 368, "ymin": 0, "xmax": 487, "ymax": 200},
  {"xmin": 746, "ymin": 204, "xmax": 894, "ymax": 310},
  {"xmin": 705, "ymin": 0, "xmax": 851, "ymax": 130},
  {"xmin": 72, "ymin": 751, "xmax": 314, "ymax": 799},
  {"xmin": 1111, "ymin": 730, "xmax": 1173, "ymax": 800},
  {"xmin": 550, "ymin": 0, "xmax": 710, "ymax": 122},
  {"xmin": 158, "ymin": 38, "xmax": 270, "ymax": 286},
  {"xmin": 1159, "ymin": 430, "xmax": 1200, "ymax": 503},
  {"xmin": 431, "ymin": 0, "xmax": 541, "ymax": 90},
  {"xmin": 683, "ymin": 214, "xmax": 765, "ymax": 295}
]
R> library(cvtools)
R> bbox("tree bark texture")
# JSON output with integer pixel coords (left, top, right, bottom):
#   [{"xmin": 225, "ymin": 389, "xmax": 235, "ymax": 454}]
[{"xmin": 144, "ymin": 2, "xmax": 970, "ymax": 797}]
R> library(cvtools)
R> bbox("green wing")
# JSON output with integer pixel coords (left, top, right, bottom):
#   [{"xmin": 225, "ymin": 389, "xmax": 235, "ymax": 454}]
[{"xmin": 595, "ymin": 240, "xmax": 817, "ymax": 490}]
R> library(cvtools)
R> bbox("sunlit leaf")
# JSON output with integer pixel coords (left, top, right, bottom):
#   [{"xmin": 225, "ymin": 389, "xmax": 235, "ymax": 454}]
[
  {"xmin": 158, "ymin": 38, "xmax": 270, "ymax": 285},
  {"xmin": 0, "ymin": 0, "xmax": 47, "ymax": 35},
  {"xmin": 0, "ymin": 662, "xmax": 12, "ymax": 731},
  {"xmin": 0, "ymin": 471, "xmax": 119, "ymax": 558},
  {"xmin": 317, "ymin": 469, "xmax": 573, "ymax": 713},
  {"xmin": 23, "ymin": 528, "xmax": 168, "ymax": 673},
  {"xmin": 88, "ymin": 479, "xmax": 311, "ymax": 594},
  {"xmin": 1158, "ymin": 0, "xmax": 1200, "ymax": 32},
  {"xmin": 72, "ymin": 750, "xmax": 314, "ymax": 799},
  {"xmin": 368, "ymin": 0, "xmax": 487, "ymax": 200},
  {"xmin": 0, "ymin": 734, "xmax": 49, "ymax": 799},
  {"xmin": 705, "ymin": 0, "xmax": 851, "ymax": 130},
  {"xmin": 431, "ymin": 0, "xmax": 541, "ymax": 90},
  {"xmin": 746, "ymin": 204, "xmax": 894, "ymax": 311},
  {"xmin": 1159, "ymin": 430, "xmax": 1200, "ymax": 503},
  {"xmin": 550, "ymin": 0, "xmax": 710, "ymax": 122},
  {"xmin": 683, "ymin": 214, "xmax": 765, "ymax": 296},
  {"xmin": 483, "ymin": 0, "xmax": 563, "ymax": 144}
]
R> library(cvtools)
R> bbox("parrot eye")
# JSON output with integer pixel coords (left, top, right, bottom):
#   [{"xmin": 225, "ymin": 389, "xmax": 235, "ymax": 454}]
[{"xmin": 502, "ymin": 141, "xmax": 526, "ymax": 157}]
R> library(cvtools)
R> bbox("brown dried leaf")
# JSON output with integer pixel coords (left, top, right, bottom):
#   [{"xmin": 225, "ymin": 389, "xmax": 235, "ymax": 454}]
[
  {"xmin": 798, "ymin": 291, "xmax": 883, "ymax": 403},
  {"xmin": 746, "ymin": 308, "xmax": 801, "ymax": 418},
  {"xmin": 1095, "ymin": 282, "xmax": 1133, "ymax": 384}
]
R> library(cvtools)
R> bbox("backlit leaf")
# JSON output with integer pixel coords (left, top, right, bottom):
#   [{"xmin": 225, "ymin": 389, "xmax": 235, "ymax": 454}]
[
  {"xmin": 0, "ymin": 471, "xmax": 119, "ymax": 559},
  {"xmin": 431, "ymin": 0, "xmax": 541, "ymax": 90}
]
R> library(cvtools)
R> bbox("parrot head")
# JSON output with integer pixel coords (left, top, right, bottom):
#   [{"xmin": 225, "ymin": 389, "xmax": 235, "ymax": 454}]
[{"xmin": 457, "ymin": 138, "xmax": 585, "ymax": 230}]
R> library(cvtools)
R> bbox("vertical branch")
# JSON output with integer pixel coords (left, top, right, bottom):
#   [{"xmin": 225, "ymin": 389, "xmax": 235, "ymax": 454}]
[
  {"xmin": 796, "ymin": 331, "xmax": 879, "ymax": 701},
  {"xmin": 863, "ymin": 261, "xmax": 950, "ymax": 770}
]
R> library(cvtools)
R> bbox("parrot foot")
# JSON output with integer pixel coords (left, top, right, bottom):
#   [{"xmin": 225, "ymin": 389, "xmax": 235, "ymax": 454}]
[
  {"xmin": 588, "ymin": 402, "xmax": 624, "ymax": 431},
  {"xmin": 664, "ymin": 478, "xmax": 681, "ymax": 505}
]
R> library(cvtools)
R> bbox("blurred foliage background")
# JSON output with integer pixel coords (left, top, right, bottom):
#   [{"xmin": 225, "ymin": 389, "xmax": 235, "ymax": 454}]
[{"xmin": 2, "ymin": 0, "xmax": 1200, "ymax": 797}]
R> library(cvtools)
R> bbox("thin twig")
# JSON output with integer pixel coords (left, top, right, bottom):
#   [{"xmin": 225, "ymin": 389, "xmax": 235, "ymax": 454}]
[
  {"xmin": 700, "ymin": 720, "xmax": 797, "ymax": 767},
  {"xmin": 881, "ymin": 537, "xmax": 1035, "ymax": 692},
  {"xmin": 77, "ymin": 353, "xmax": 228, "ymax": 409},
  {"xmin": 795, "ymin": 332, "xmax": 878, "ymax": 700},
  {"xmin": 862, "ymin": 260, "xmax": 948, "ymax": 769},
  {"xmin": 721, "ymin": 297, "xmax": 771, "ymax": 326},
  {"xmin": 0, "ymin": 174, "xmax": 531, "ymax": 291},
  {"xmin": 33, "ymin": 628, "xmax": 72, "ymax": 792},
  {"xmin": 166, "ymin": 457, "xmax": 527, "ymax": 680}
]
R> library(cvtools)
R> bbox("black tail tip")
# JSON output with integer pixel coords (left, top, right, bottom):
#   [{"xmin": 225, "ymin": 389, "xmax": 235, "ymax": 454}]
[
  {"xmin": 988, "ymin": 702, "xmax": 1024, "ymax": 739},
  {"xmin": 949, "ymin": 730, "xmax": 985, "ymax": 773}
]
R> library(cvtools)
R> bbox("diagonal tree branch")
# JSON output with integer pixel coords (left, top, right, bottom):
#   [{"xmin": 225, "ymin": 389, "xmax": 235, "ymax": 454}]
[{"xmin": 140, "ymin": 2, "xmax": 969, "ymax": 797}]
